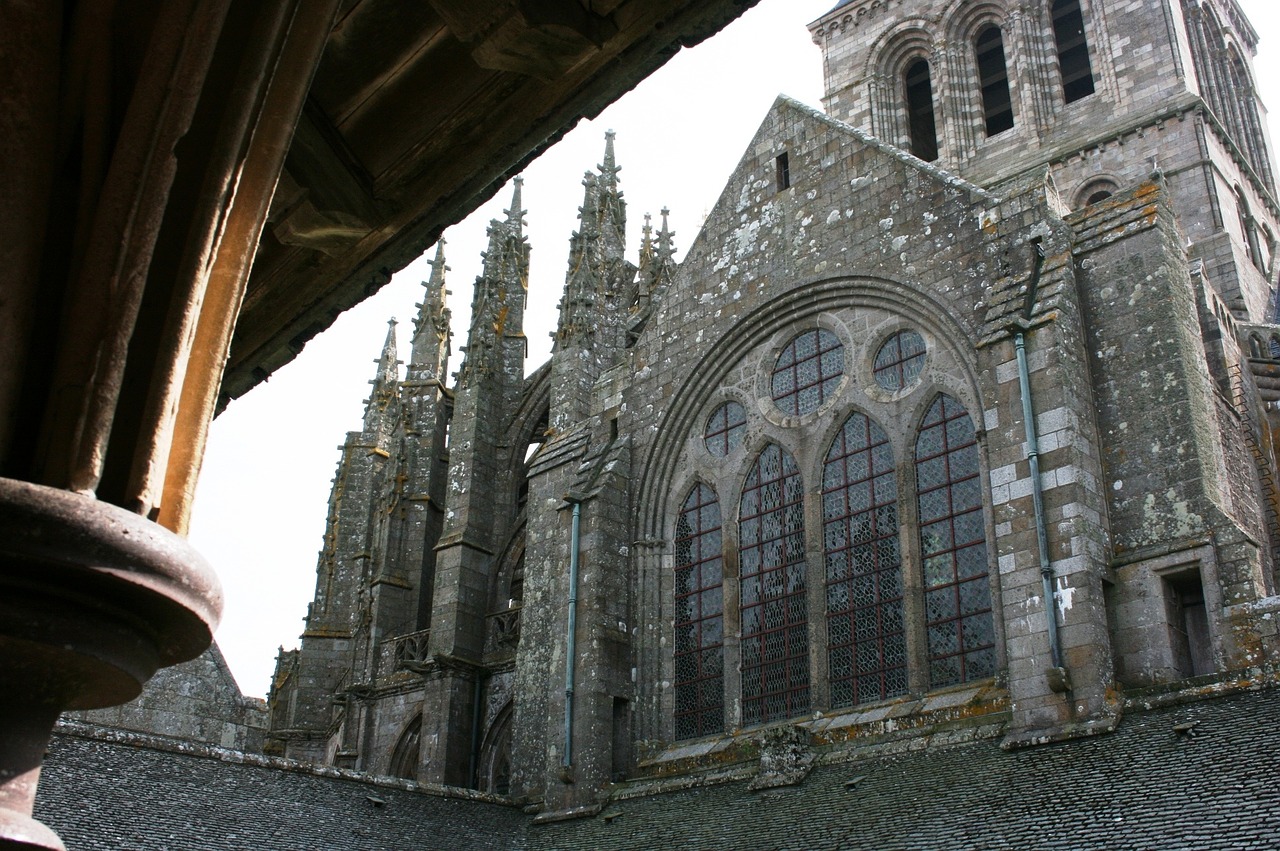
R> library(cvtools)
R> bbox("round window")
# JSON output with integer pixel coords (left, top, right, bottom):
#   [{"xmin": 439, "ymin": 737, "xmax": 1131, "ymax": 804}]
[
  {"xmin": 873, "ymin": 330, "xmax": 926, "ymax": 392},
  {"xmin": 704, "ymin": 401, "xmax": 747, "ymax": 457},
  {"xmin": 771, "ymin": 329, "xmax": 844, "ymax": 417}
]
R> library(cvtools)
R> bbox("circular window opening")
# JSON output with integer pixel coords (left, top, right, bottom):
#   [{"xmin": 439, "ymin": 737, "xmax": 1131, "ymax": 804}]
[
  {"xmin": 704, "ymin": 401, "xmax": 747, "ymax": 457},
  {"xmin": 873, "ymin": 330, "xmax": 927, "ymax": 392},
  {"xmin": 771, "ymin": 329, "xmax": 844, "ymax": 417}
]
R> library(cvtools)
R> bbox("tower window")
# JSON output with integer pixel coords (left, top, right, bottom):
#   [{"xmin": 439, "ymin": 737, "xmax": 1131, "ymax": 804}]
[
  {"xmin": 975, "ymin": 25, "xmax": 1014, "ymax": 136},
  {"xmin": 904, "ymin": 58, "xmax": 940, "ymax": 162},
  {"xmin": 1051, "ymin": 0, "xmax": 1095, "ymax": 103},
  {"xmin": 776, "ymin": 152, "xmax": 790, "ymax": 191}
]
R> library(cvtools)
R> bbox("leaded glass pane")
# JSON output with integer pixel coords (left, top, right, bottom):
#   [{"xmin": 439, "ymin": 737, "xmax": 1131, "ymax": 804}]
[
  {"xmin": 915, "ymin": 394, "xmax": 996, "ymax": 688},
  {"xmin": 822, "ymin": 411, "xmax": 905, "ymax": 709},
  {"xmin": 772, "ymin": 329, "xmax": 845, "ymax": 416},
  {"xmin": 740, "ymin": 444, "xmax": 810, "ymax": 723},
  {"xmin": 873, "ymin": 330, "xmax": 928, "ymax": 392},
  {"xmin": 704, "ymin": 401, "xmax": 747, "ymax": 458},
  {"xmin": 673, "ymin": 484, "xmax": 725, "ymax": 738}
]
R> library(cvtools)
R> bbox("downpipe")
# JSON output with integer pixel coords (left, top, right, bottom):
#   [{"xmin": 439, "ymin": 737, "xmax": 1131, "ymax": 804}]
[{"xmin": 561, "ymin": 498, "xmax": 583, "ymax": 777}]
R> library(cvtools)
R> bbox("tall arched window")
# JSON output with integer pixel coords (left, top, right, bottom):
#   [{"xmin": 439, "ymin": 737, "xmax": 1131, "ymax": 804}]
[
  {"xmin": 823, "ymin": 412, "xmax": 906, "ymax": 708},
  {"xmin": 915, "ymin": 394, "xmax": 995, "ymax": 687},
  {"xmin": 674, "ymin": 484, "xmax": 724, "ymax": 739},
  {"xmin": 1051, "ymin": 0, "xmax": 1095, "ymax": 103},
  {"xmin": 975, "ymin": 25, "xmax": 1014, "ymax": 136},
  {"xmin": 740, "ymin": 443, "xmax": 809, "ymax": 724},
  {"xmin": 904, "ymin": 57, "xmax": 940, "ymax": 162}
]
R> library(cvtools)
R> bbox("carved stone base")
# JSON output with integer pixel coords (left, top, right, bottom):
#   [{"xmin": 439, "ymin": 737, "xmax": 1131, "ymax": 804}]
[{"xmin": 0, "ymin": 479, "xmax": 221, "ymax": 850}]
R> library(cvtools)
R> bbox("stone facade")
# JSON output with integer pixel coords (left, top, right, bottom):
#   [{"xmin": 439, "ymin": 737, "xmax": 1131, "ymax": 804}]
[{"xmin": 265, "ymin": 0, "xmax": 1280, "ymax": 821}]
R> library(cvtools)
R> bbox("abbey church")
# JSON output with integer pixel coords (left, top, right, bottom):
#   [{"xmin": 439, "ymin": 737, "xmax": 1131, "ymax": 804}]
[{"xmin": 39, "ymin": 0, "xmax": 1280, "ymax": 846}]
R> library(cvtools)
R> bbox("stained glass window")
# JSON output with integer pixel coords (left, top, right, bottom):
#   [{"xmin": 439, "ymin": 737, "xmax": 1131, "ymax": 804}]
[
  {"xmin": 740, "ymin": 444, "xmax": 809, "ymax": 724},
  {"xmin": 915, "ymin": 394, "xmax": 995, "ymax": 687},
  {"xmin": 823, "ymin": 412, "xmax": 907, "ymax": 708},
  {"xmin": 704, "ymin": 401, "xmax": 747, "ymax": 457},
  {"xmin": 772, "ymin": 329, "xmax": 844, "ymax": 417},
  {"xmin": 872, "ymin": 330, "xmax": 927, "ymax": 392},
  {"xmin": 674, "ymin": 484, "xmax": 725, "ymax": 739}
]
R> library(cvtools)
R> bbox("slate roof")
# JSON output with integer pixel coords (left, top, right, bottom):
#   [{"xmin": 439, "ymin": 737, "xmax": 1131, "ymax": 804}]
[
  {"xmin": 37, "ymin": 686, "xmax": 1280, "ymax": 850},
  {"xmin": 527, "ymin": 687, "xmax": 1280, "ymax": 851},
  {"xmin": 36, "ymin": 727, "xmax": 527, "ymax": 851}
]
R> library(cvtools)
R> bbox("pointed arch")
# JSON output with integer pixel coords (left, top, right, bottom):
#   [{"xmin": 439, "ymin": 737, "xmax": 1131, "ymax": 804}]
[
  {"xmin": 388, "ymin": 713, "xmax": 422, "ymax": 780},
  {"xmin": 915, "ymin": 394, "xmax": 995, "ymax": 687},
  {"xmin": 823, "ymin": 411, "xmax": 906, "ymax": 708},
  {"xmin": 674, "ymin": 483, "xmax": 725, "ymax": 739},
  {"xmin": 740, "ymin": 443, "xmax": 809, "ymax": 724}
]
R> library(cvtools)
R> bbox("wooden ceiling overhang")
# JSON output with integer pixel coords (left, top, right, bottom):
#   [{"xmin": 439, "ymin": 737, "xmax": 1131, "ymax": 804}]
[{"xmin": 221, "ymin": 0, "xmax": 759, "ymax": 406}]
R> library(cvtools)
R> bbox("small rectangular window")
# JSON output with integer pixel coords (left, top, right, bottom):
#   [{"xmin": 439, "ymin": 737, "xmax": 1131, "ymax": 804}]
[{"xmin": 776, "ymin": 152, "xmax": 790, "ymax": 191}]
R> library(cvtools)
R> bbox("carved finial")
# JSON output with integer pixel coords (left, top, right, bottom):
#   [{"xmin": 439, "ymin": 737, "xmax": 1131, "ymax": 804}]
[
  {"xmin": 505, "ymin": 176, "xmax": 526, "ymax": 235},
  {"xmin": 599, "ymin": 130, "xmax": 619, "ymax": 190}
]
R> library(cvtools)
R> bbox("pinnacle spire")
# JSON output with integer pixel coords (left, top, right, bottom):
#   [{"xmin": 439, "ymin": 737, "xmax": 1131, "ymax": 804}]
[
  {"xmin": 364, "ymin": 319, "xmax": 400, "ymax": 433},
  {"xmin": 598, "ymin": 130, "xmax": 620, "ymax": 192},
  {"xmin": 505, "ymin": 176, "xmax": 525, "ymax": 236},
  {"xmin": 657, "ymin": 207, "xmax": 675, "ymax": 261},
  {"xmin": 410, "ymin": 241, "xmax": 451, "ymax": 378}
]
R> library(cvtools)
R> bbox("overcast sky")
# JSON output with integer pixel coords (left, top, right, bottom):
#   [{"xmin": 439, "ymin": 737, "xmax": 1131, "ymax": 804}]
[{"xmin": 190, "ymin": 0, "xmax": 1280, "ymax": 697}]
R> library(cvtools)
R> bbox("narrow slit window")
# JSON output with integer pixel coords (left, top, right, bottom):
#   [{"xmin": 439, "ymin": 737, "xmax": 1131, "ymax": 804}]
[
  {"xmin": 904, "ymin": 58, "xmax": 940, "ymax": 162},
  {"xmin": 975, "ymin": 25, "xmax": 1014, "ymax": 136},
  {"xmin": 776, "ymin": 152, "xmax": 790, "ymax": 191},
  {"xmin": 1051, "ymin": 0, "xmax": 1095, "ymax": 103}
]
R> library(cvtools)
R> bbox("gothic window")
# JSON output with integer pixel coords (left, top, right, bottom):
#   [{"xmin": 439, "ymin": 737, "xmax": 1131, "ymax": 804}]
[
  {"xmin": 772, "ymin": 329, "xmax": 844, "ymax": 417},
  {"xmin": 975, "ymin": 25, "xmax": 1014, "ymax": 136},
  {"xmin": 674, "ymin": 484, "xmax": 725, "ymax": 739},
  {"xmin": 670, "ymin": 322, "xmax": 1000, "ymax": 739},
  {"xmin": 1051, "ymin": 0, "xmax": 1095, "ymax": 104},
  {"xmin": 904, "ymin": 58, "xmax": 940, "ymax": 161},
  {"xmin": 704, "ymin": 401, "xmax": 747, "ymax": 457},
  {"xmin": 388, "ymin": 714, "xmax": 422, "ymax": 780},
  {"xmin": 873, "ymin": 330, "xmax": 927, "ymax": 392},
  {"xmin": 916, "ymin": 394, "xmax": 996, "ymax": 687},
  {"xmin": 740, "ymin": 444, "xmax": 809, "ymax": 725},
  {"xmin": 824, "ymin": 412, "xmax": 907, "ymax": 708}
]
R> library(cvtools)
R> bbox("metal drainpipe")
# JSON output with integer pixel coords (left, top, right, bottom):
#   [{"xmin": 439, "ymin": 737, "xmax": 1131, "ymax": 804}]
[
  {"xmin": 562, "ymin": 498, "xmax": 583, "ymax": 773},
  {"xmin": 1014, "ymin": 239, "xmax": 1066, "ymax": 678}
]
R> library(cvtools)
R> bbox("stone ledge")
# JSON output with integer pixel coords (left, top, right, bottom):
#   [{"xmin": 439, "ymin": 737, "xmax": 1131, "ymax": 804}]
[{"xmin": 53, "ymin": 719, "xmax": 516, "ymax": 806}]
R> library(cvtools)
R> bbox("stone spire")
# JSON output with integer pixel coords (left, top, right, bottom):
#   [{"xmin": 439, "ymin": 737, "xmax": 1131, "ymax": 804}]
[
  {"xmin": 458, "ymin": 179, "xmax": 528, "ymax": 388},
  {"xmin": 409, "ymin": 241, "xmax": 451, "ymax": 381},
  {"xmin": 596, "ymin": 131, "xmax": 627, "ymax": 292},
  {"xmin": 363, "ymin": 319, "xmax": 400, "ymax": 436},
  {"xmin": 555, "ymin": 171, "xmax": 603, "ymax": 351},
  {"xmin": 636, "ymin": 207, "xmax": 677, "ymax": 314}
]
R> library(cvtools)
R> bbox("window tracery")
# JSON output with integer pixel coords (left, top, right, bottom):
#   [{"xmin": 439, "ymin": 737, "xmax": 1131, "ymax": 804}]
[{"xmin": 669, "ymin": 319, "xmax": 996, "ymax": 741}]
